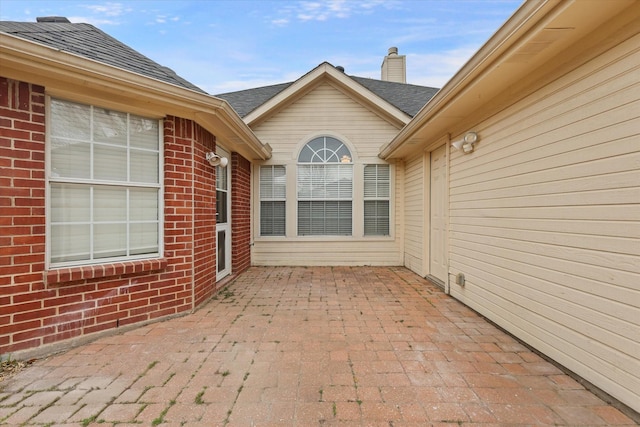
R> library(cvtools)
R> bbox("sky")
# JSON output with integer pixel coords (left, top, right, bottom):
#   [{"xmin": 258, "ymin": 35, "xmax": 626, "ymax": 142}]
[{"xmin": 1, "ymin": 0, "xmax": 523, "ymax": 95}]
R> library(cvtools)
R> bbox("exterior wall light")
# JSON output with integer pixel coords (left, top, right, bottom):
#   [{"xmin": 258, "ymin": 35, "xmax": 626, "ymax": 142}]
[
  {"xmin": 451, "ymin": 131, "xmax": 479, "ymax": 153},
  {"xmin": 206, "ymin": 152, "xmax": 228, "ymax": 167}
]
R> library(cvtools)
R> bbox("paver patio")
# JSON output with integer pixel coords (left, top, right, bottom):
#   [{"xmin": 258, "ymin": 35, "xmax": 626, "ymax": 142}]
[{"xmin": 0, "ymin": 266, "xmax": 636, "ymax": 426}]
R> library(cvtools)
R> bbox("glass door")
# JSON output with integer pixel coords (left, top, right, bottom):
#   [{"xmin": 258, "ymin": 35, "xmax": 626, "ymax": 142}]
[{"xmin": 216, "ymin": 148, "xmax": 231, "ymax": 280}]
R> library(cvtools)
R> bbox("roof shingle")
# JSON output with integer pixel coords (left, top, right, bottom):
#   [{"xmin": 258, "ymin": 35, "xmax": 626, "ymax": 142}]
[{"xmin": 0, "ymin": 21, "xmax": 205, "ymax": 93}]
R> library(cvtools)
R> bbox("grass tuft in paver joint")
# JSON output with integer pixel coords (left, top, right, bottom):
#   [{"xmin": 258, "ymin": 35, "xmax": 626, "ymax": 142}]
[
  {"xmin": 195, "ymin": 387, "xmax": 207, "ymax": 404},
  {"xmin": 81, "ymin": 415, "xmax": 97, "ymax": 427},
  {"xmin": 152, "ymin": 400, "xmax": 175, "ymax": 426}
]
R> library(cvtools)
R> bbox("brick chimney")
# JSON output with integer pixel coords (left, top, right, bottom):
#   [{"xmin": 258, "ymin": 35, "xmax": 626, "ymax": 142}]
[{"xmin": 381, "ymin": 47, "xmax": 406, "ymax": 83}]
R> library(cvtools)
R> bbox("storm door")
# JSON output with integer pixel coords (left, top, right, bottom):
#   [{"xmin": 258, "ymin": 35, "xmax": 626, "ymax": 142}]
[{"xmin": 216, "ymin": 148, "xmax": 231, "ymax": 280}]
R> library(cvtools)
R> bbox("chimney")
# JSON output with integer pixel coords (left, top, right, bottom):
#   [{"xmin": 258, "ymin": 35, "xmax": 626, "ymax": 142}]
[
  {"xmin": 36, "ymin": 17, "xmax": 71, "ymax": 23},
  {"xmin": 381, "ymin": 47, "xmax": 406, "ymax": 83}
]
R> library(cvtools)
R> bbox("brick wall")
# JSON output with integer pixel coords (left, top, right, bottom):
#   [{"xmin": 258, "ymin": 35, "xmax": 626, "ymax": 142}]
[
  {"xmin": 231, "ymin": 153, "xmax": 252, "ymax": 274},
  {"xmin": 190, "ymin": 122, "xmax": 217, "ymax": 307},
  {"xmin": 0, "ymin": 78, "xmax": 223, "ymax": 356},
  {"xmin": 0, "ymin": 78, "xmax": 47, "ymax": 353}
]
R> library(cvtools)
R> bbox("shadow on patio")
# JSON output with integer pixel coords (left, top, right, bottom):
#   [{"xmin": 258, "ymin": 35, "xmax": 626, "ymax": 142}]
[{"xmin": 0, "ymin": 266, "xmax": 635, "ymax": 426}]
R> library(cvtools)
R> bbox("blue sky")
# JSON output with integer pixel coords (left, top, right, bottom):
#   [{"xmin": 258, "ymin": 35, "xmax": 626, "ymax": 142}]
[{"xmin": 1, "ymin": 1, "xmax": 523, "ymax": 94}]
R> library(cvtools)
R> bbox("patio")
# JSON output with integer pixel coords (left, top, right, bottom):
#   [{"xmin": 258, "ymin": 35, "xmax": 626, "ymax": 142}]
[{"xmin": 0, "ymin": 266, "xmax": 635, "ymax": 426}]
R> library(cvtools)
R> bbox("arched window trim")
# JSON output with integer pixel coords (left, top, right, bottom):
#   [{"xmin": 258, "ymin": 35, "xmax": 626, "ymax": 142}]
[
  {"xmin": 297, "ymin": 136, "xmax": 353, "ymax": 236},
  {"xmin": 297, "ymin": 136, "xmax": 352, "ymax": 164}
]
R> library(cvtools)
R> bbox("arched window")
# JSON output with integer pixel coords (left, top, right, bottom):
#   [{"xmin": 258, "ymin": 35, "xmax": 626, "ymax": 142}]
[{"xmin": 297, "ymin": 137, "xmax": 352, "ymax": 235}]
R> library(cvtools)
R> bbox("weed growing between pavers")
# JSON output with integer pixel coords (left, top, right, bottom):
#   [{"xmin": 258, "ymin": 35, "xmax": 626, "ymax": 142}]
[
  {"xmin": 152, "ymin": 399, "xmax": 175, "ymax": 425},
  {"xmin": 195, "ymin": 387, "xmax": 207, "ymax": 404},
  {"xmin": 162, "ymin": 372, "xmax": 176, "ymax": 386},
  {"xmin": 81, "ymin": 415, "xmax": 97, "ymax": 426}
]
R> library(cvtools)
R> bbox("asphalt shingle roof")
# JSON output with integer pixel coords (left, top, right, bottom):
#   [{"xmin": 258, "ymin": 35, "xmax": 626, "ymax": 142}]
[
  {"xmin": 0, "ymin": 21, "xmax": 205, "ymax": 93},
  {"xmin": 216, "ymin": 82, "xmax": 293, "ymax": 118},
  {"xmin": 1, "ymin": 20, "xmax": 438, "ymax": 118},
  {"xmin": 216, "ymin": 70, "xmax": 439, "ymax": 118}
]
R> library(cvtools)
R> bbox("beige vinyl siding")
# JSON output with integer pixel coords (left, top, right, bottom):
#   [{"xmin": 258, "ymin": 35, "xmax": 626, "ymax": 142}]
[
  {"xmin": 448, "ymin": 33, "xmax": 640, "ymax": 411},
  {"xmin": 403, "ymin": 153, "xmax": 425, "ymax": 276},
  {"xmin": 254, "ymin": 82, "xmax": 400, "ymax": 162},
  {"xmin": 252, "ymin": 81, "xmax": 403, "ymax": 266}
]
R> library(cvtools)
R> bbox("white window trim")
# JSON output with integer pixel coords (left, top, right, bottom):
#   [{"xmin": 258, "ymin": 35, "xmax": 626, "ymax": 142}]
[
  {"xmin": 364, "ymin": 164, "xmax": 391, "ymax": 236},
  {"xmin": 45, "ymin": 96, "xmax": 164, "ymax": 269}
]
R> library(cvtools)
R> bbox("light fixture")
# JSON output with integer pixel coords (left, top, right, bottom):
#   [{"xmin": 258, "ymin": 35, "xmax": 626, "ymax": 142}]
[
  {"xmin": 451, "ymin": 131, "xmax": 479, "ymax": 153},
  {"xmin": 206, "ymin": 152, "xmax": 228, "ymax": 167}
]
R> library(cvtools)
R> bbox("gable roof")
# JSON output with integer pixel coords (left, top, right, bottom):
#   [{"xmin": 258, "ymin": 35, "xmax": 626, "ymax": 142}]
[
  {"xmin": 216, "ymin": 67, "xmax": 438, "ymax": 119},
  {"xmin": 0, "ymin": 21, "xmax": 205, "ymax": 93}
]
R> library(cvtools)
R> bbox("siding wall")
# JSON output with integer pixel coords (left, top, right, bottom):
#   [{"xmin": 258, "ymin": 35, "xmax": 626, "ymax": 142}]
[
  {"xmin": 402, "ymin": 153, "xmax": 425, "ymax": 276},
  {"xmin": 448, "ymin": 33, "xmax": 640, "ymax": 411},
  {"xmin": 252, "ymin": 82, "xmax": 403, "ymax": 265}
]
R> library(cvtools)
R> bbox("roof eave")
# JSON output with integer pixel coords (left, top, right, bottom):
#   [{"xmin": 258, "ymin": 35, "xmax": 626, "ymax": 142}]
[
  {"xmin": 379, "ymin": 0, "xmax": 553, "ymax": 159},
  {"xmin": 380, "ymin": 0, "xmax": 636, "ymax": 159},
  {"xmin": 0, "ymin": 32, "xmax": 271, "ymax": 160}
]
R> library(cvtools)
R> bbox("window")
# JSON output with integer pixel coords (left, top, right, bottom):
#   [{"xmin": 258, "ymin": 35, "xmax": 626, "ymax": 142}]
[
  {"xmin": 364, "ymin": 164, "xmax": 390, "ymax": 236},
  {"xmin": 259, "ymin": 165, "xmax": 286, "ymax": 236},
  {"xmin": 48, "ymin": 98, "xmax": 161, "ymax": 266},
  {"xmin": 297, "ymin": 137, "xmax": 352, "ymax": 235}
]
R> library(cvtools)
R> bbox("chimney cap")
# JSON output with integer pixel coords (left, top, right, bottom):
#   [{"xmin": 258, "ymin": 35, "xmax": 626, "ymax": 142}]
[
  {"xmin": 388, "ymin": 47, "xmax": 398, "ymax": 55},
  {"xmin": 36, "ymin": 16, "xmax": 71, "ymax": 23}
]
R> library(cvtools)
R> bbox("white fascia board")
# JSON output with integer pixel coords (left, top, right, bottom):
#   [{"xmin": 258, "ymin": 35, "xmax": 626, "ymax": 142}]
[{"xmin": 0, "ymin": 33, "xmax": 271, "ymax": 160}]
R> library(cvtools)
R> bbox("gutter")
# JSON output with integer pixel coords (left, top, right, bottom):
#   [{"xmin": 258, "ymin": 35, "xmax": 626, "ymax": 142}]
[
  {"xmin": 0, "ymin": 32, "xmax": 271, "ymax": 160},
  {"xmin": 379, "ymin": 0, "xmax": 552, "ymax": 159}
]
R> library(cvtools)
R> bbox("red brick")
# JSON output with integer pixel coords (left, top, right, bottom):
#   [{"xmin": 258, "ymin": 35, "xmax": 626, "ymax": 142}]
[
  {"xmin": 42, "ymin": 329, "xmax": 83, "ymax": 344},
  {"xmin": 13, "ymin": 307, "xmax": 56, "ymax": 323},
  {"xmin": 13, "ymin": 325, "xmax": 54, "ymax": 342}
]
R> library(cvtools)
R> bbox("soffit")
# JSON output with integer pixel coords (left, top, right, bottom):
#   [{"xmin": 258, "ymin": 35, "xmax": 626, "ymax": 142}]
[{"xmin": 381, "ymin": 0, "xmax": 637, "ymax": 159}]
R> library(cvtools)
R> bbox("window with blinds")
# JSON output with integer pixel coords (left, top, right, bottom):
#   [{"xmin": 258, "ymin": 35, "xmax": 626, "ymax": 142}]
[
  {"xmin": 260, "ymin": 165, "xmax": 286, "ymax": 236},
  {"xmin": 364, "ymin": 164, "xmax": 390, "ymax": 236},
  {"xmin": 297, "ymin": 137, "xmax": 353, "ymax": 236},
  {"xmin": 48, "ymin": 98, "xmax": 162, "ymax": 266}
]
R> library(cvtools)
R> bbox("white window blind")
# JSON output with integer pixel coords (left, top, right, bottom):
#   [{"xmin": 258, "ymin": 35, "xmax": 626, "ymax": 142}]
[
  {"xmin": 297, "ymin": 137, "xmax": 353, "ymax": 236},
  {"xmin": 364, "ymin": 164, "xmax": 390, "ymax": 236},
  {"xmin": 48, "ymin": 98, "xmax": 161, "ymax": 266},
  {"xmin": 260, "ymin": 165, "xmax": 286, "ymax": 236}
]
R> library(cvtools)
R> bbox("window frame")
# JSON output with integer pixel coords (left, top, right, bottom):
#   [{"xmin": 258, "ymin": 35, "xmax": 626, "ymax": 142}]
[
  {"xmin": 45, "ymin": 97, "xmax": 164, "ymax": 269},
  {"xmin": 364, "ymin": 164, "xmax": 391, "ymax": 236},
  {"xmin": 297, "ymin": 136, "xmax": 353, "ymax": 236},
  {"xmin": 259, "ymin": 164, "xmax": 287, "ymax": 236}
]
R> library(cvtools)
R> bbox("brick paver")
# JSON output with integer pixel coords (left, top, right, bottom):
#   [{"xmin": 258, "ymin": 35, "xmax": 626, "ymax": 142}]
[{"xmin": 0, "ymin": 266, "xmax": 637, "ymax": 426}]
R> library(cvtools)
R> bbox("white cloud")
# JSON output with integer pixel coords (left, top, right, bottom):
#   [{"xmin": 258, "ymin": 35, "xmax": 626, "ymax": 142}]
[
  {"xmin": 273, "ymin": 0, "xmax": 398, "ymax": 25},
  {"xmin": 66, "ymin": 16, "xmax": 118, "ymax": 26},
  {"xmin": 84, "ymin": 2, "xmax": 130, "ymax": 17},
  {"xmin": 406, "ymin": 47, "xmax": 477, "ymax": 88}
]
